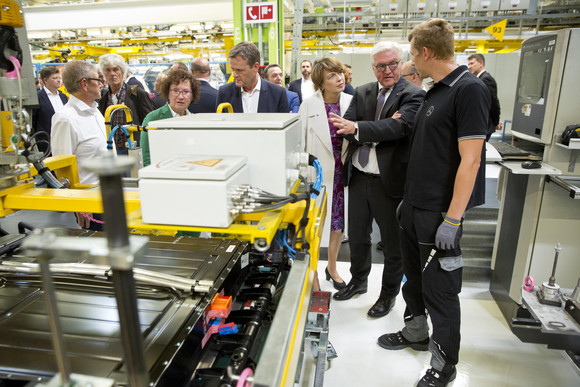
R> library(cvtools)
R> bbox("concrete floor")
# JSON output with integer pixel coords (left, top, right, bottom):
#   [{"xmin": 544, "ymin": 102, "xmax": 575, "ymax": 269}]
[{"xmin": 297, "ymin": 261, "xmax": 580, "ymax": 387}]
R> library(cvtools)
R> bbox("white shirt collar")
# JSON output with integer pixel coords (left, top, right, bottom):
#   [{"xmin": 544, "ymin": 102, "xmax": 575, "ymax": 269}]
[
  {"xmin": 169, "ymin": 105, "xmax": 191, "ymax": 118},
  {"xmin": 43, "ymin": 86, "xmax": 59, "ymax": 97},
  {"xmin": 241, "ymin": 75, "xmax": 261, "ymax": 95},
  {"xmin": 69, "ymin": 94, "xmax": 98, "ymax": 111}
]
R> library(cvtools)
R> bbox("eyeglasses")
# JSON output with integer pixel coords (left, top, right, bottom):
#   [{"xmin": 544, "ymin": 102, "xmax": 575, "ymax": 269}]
[
  {"xmin": 79, "ymin": 77, "xmax": 103, "ymax": 84},
  {"xmin": 373, "ymin": 61, "xmax": 400, "ymax": 72},
  {"xmin": 170, "ymin": 89, "xmax": 193, "ymax": 96},
  {"xmin": 402, "ymin": 73, "xmax": 415, "ymax": 77}
]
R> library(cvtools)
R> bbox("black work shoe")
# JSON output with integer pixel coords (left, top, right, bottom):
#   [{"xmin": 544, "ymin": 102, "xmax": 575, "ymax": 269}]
[
  {"xmin": 332, "ymin": 281, "xmax": 367, "ymax": 301},
  {"xmin": 377, "ymin": 330, "xmax": 429, "ymax": 351},
  {"xmin": 367, "ymin": 297, "xmax": 395, "ymax": 318},
  {"xmin": 417, "ymin": 366, "xmax": 457, "ymax": 387}
]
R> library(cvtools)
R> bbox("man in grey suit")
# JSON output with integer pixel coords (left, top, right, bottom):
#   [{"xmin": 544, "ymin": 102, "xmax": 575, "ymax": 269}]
[
  {"xmin": 329, "ymin": 41, "xmax": 425, "ymax": 318},
  {"xmin": 189, "ymin": 57, "xmax": 218, "ymax": 113}
]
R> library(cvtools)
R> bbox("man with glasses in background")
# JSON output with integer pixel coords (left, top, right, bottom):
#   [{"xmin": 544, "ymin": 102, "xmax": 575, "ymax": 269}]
[
  {"xmin": 401, "ymin": 60, "xmax": 425, "ymax": 90},
  {"xmin": 328, "ymin": 41, "xmax": 425, "ymax": 320},
  {"xmin": 264, "ymin": 63, "xmax": 299, "ymax": 113},
  {"xmin": 51, "ymin": 61, "xmax": 108, "ymax": 231}
]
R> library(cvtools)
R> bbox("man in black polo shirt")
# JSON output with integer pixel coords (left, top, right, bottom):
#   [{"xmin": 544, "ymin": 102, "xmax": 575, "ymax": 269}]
[
  {"xmin": 377, "ymin": 19, "xmax": 489, "ymax": 387},
  {"xmin": 329, "ymin": 42, "xmax": 425, "ymax": 319}
]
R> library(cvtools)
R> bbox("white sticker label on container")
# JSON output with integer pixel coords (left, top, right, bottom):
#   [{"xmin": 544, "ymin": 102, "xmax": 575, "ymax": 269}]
[
  {"xmin": 241, "ymin": 253, "xmax": 249, "ymax": 268},
  {"xmin": 226, "ymin": 245, "xmax": 235, "ymax": 253}
]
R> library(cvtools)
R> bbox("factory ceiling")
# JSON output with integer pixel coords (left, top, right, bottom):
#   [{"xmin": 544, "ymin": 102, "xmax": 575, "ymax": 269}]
[{"xmin": 19, "ymin": 0, "xmax": 580, "ymax": 61}]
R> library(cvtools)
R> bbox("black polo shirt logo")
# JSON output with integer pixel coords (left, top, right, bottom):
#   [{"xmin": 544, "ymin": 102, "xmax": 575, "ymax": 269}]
[{"xmin": 426, "ymin": 106, "xmax": 434, "ymax": 116}]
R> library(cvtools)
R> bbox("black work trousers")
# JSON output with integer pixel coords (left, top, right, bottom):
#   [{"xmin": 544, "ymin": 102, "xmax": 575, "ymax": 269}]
[
  {"xmin": 347, "ymin": 168, "xmax": 403, "ymax": 299},
  {"xmin": 399, "ymin": 200, "xmax": 463, "ymax": 367}
]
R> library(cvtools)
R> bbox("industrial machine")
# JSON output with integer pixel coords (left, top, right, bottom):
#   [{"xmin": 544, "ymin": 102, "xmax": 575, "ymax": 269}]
[
  {"xmin": 146, "ymin": 113, "xmax": 303, "ymax": 197},
  {"xmin": 490, "ymin": 28, "xmax": 580, "ymax": 358},
  {"xmin": 0, "ymin": 2, "xmax": 331, "ymax": 385}
]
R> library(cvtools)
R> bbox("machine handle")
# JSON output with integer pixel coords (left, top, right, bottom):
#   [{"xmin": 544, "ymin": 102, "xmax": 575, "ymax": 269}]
[
  {"xmin": 217, "ymin": 103, "xmax": 233, "ymax": 113},
  {"xmin": 545, "ymin": 175, "xmax": 580, "ymax": 199}
]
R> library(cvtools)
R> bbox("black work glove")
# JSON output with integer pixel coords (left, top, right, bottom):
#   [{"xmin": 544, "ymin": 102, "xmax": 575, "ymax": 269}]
[{"xmin": 435, "ymin": 216, "xmax": 462, "ymax": 250}]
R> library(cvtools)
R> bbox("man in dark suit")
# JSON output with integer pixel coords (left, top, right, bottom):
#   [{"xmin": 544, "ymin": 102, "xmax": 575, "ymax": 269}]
[
  {"xmin": 188, "ymin": 57, "xmax": 218, "ymax": 113},
  {"xmin": 217, "ymin": 42, "xmax": 288, "ymax": 113},
  {"xmin": 32, "ymin": 66, "xmax": 68, "ymax": 155},
  {"xmin": 344, "ymin": 64, "xmax": 355, "ymax": 95},
  {"xmin": 287, "ymin": 59, "xmax": 314, "ymax": 104},
  {"xmin": 468, "ymin": 54, "xmax": 501, "ymax": 141},
  {"xmin": 329, "ymin": 41, "xmax": 425, "ymax": 318},
  {"xmin": 264, "ymin": 63, "xmax": 299, "ymax": 113},
  {"xmin": 126, "ymin": 69, "xmax": 145, "ymax": 90}
]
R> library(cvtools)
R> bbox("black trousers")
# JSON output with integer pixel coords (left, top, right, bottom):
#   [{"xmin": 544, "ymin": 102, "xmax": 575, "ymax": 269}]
[
  {"xmin": 347, "ymin": 168, "xmax": 403, "ymax": 299},
  {"xmin": 399, "ymin": 201, "xmax": 463, "ymax": 366}
]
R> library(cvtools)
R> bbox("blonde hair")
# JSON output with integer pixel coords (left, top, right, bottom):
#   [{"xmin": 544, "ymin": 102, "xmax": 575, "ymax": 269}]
[{"xmin": 408, "ymin": 18, "xmax": 455, "ymax": 60}]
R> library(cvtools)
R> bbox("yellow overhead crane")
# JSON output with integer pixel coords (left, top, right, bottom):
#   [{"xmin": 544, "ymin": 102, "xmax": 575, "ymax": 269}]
[
  {"xmin": 31, "ymin": 26, "xmax": 526, "ymax": 63},
  {"xmin": 30, "ymin": 34, "xmax": 234, "ymax": 62}
]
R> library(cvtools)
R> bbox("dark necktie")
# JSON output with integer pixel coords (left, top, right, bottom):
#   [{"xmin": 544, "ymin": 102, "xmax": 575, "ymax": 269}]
[{"xmin": 358, "ymin": 87, "xmax": 388, "ymax": 167}]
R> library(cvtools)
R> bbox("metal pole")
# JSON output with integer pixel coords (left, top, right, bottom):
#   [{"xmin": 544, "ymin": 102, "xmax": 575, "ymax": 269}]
[
  {"xmin": 86, "ymin": 154, "xmax": 149, "ymax": 387},
  {"xmin": 548, "ymin": 243, "xmax": 562, "ymax": 287},
  {"xmin": 102, "ymin": 174, "xmax": 148, "ymax": 387},
  {"xmin": 39, "ymin": 253, "xmax": 72, "ymax": 386},
  {"xmin": 100, "ymin": 173, "xmax": 130, "ymax": 248},
  {"xmin": 290, "ymin": 0, "xmax": 305, "ymax": 80}
]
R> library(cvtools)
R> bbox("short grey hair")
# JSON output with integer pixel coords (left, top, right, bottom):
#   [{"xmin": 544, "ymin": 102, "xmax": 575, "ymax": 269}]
[
  {"xmin": 62, "ymin": 60, "xmax": 98, "ymax": 94},
  {"xmin": 98, "ymin": 53, "xmax": 129, "ymax": 77},
  {"xmin": 371, "ymin": 41, "xmax": 402, "ymax": 62}
]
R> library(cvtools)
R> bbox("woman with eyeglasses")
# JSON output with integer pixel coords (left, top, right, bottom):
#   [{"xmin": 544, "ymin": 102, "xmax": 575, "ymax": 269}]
[{"xmin": 140, "ymin": 69, "xmax": 201, "ymax": 167}]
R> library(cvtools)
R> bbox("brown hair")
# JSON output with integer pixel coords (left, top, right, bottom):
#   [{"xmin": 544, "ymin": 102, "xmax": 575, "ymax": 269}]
[
  {"xmin": 468, "ymin": 53, "xmax": 485, "ymax": 65},
  {"xmin": 408, "ymin": 18, "xmax": 455, "ymax": 61},
  {"xmin": 160, "ymin": 69, "xmax": 200, "ymax": 103},
  {"xmin": 38, "ymin": 66, "xmax": 60, "ymax": 83},
  {"xmin": 311, "ymin": 57, "xmax": 346, "ymax": 92},
  {"xmin": 229, "ymin": 41, "xmax": 260, "ymax": 68}
]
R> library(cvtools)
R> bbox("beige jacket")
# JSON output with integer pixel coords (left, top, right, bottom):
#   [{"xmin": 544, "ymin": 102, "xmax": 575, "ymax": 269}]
[{"xmin": 299, "ymin": 89, "xmax": 353, "ymax": 247}]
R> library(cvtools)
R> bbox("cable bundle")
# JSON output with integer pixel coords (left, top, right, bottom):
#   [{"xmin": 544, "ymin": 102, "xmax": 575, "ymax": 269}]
[
  {"xmin": 311, "ymin": 157, "xmax": 323, "ymax": 198},
  {"xmin": 274, "ymin": 229, "xmax": 296, "ymax": 260},
  {"xmin": 230, "ymin": 185, "xmax": 309, "ymax": 215},
  {"xmin": 108, "ymin": 125, "xmax": 134, "ymax": 150}
]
